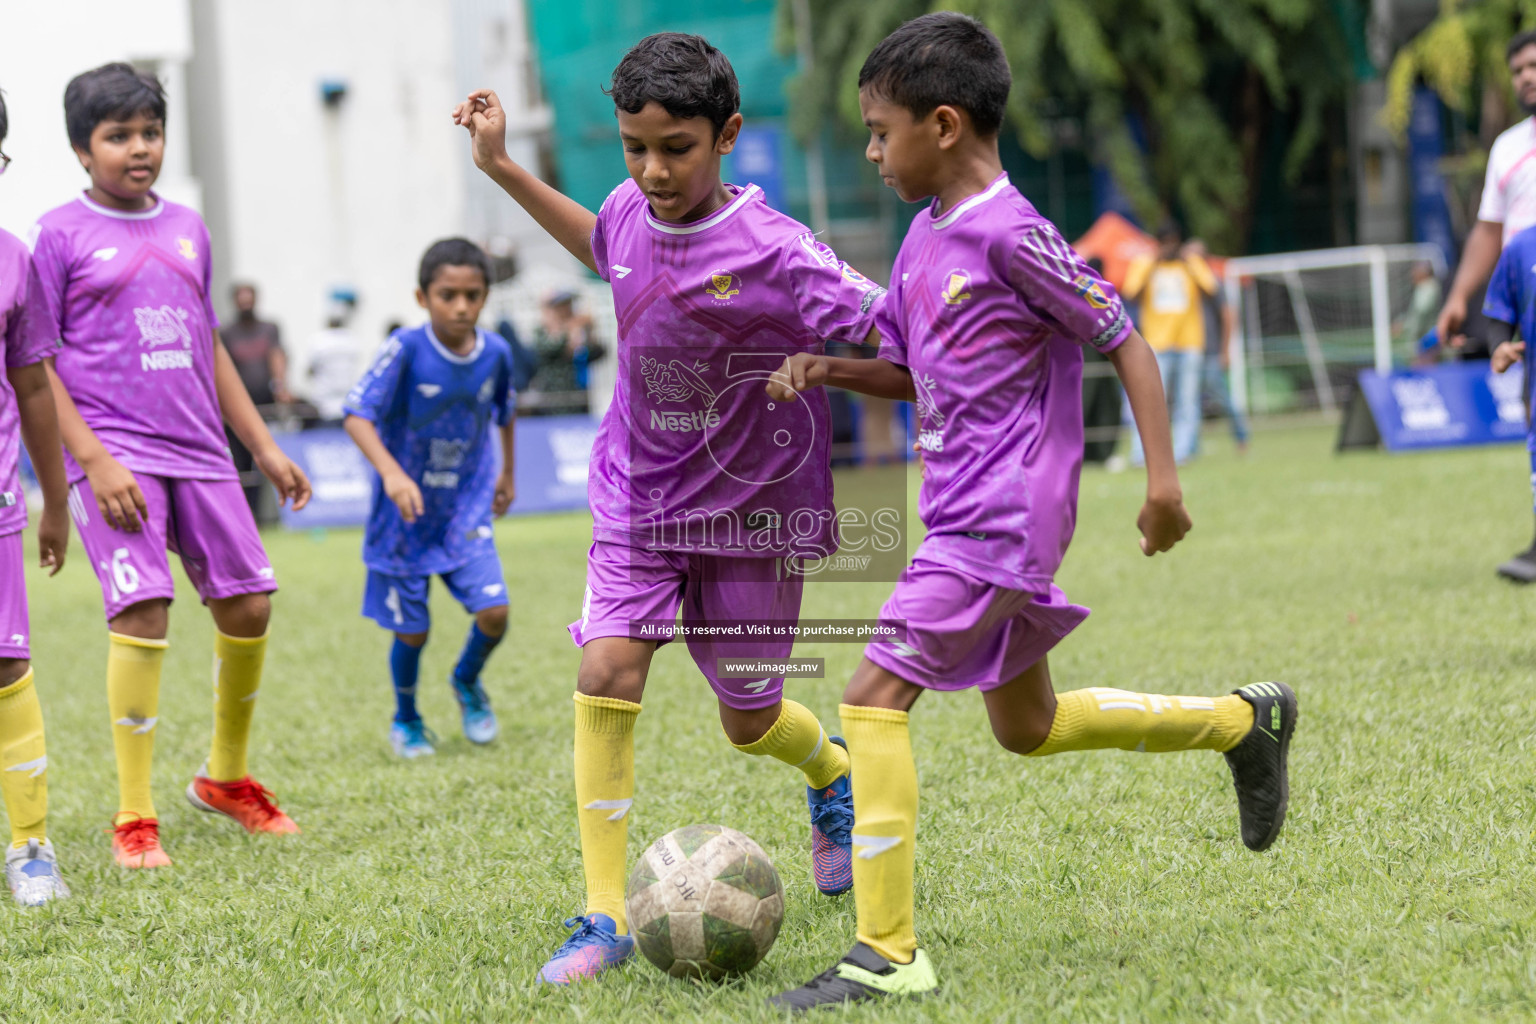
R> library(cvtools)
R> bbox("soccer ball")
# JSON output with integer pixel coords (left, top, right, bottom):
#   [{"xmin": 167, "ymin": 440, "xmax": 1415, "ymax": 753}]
[{"xmin": 625, "ymin": 823, "xmax": 785, "ymax": 980}]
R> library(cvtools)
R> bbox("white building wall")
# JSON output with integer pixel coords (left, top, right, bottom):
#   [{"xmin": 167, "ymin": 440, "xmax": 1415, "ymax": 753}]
[
  {"xmin": 199, "ymin": 0, "xmax": 471, "ymax": 377},
  {"xmin": 0, "ymin": 0, "xmax": 199, "ymax": 238},
  {"xmin": 2, "ymin": 0, "xmax": 578, "ymax": 406}
]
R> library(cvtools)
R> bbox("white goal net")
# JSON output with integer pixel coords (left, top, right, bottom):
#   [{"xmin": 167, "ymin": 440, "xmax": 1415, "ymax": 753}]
[{"xmin": 1223, "ymin": 244, "xmax": 1448, "ymax": 417}]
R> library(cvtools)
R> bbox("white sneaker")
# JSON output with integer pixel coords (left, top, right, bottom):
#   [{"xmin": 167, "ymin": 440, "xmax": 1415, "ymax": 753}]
[{"xmin": 5, "ymin": 837, "xmax": 70, "ymax": 906}]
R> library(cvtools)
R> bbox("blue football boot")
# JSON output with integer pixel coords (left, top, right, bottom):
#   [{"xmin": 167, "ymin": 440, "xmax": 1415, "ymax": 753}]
[
  {"xmin": 389, "ymin": 718, "xmax": 437, "ymax": 759},
  {"xmin": 537, "ymin": 913, "xmax": 635, "ymax": 984},
  {"xmin": 807, "ymin": 736, "xmax": 854, "ymax": 895},
  {"xmin": 450, "ymin": 673, "xmax": 499, "ymax": 745}
]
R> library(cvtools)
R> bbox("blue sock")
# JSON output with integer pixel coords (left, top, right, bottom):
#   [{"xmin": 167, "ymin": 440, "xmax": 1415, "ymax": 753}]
[
  {"xmin": 452, "ymin": 622, "xmax": 503, "ymax": 688},
  {"xmin": 390, "ymin": 638, "xmax": 425, "ymax": 724}
]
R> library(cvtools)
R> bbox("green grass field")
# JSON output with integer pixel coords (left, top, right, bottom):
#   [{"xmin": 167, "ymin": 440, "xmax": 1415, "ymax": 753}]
[{"xmin": 5, "ymin": 422, "xmax": 1536, "ymax": 1022}]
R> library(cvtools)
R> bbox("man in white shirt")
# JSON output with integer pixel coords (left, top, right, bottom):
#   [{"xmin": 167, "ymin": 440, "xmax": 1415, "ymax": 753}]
[{"xmin": 1436, "ymin": 30, "xmax": 1536, "ymax": 581}]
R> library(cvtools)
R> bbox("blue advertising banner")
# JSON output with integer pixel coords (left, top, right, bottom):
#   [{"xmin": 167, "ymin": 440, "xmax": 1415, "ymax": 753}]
[
  {"xmin": 1338, "ymin": 362, "xmax": 1528, "ymax": 452},
  {"xmin": 272, "ymin": 414, "xmax": 599, "ymax": 529},
  {"xmin": 730, "ymin": 124, "xmax": 785, "ymax": 213},
  {"xmin": 1407, "ymin": 87, "xmax": 1457, "ymax": 273}
]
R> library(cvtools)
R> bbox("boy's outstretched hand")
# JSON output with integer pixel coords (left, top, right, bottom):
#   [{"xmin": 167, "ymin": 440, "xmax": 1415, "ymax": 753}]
[
  {"xmin": 1493, "ymin": 340, "xmax": 1526, "ymax": 373},
  {"xmin": 452, "ymin": 89, "xmax": 508, "ymax": 172},
  {"xmin": 1137, "ymin": 494, "xmax": 1192, "ymax": 556},
  {"xmin": 766, "ymin": 353, "xmax": 828, "ymax": 402}
]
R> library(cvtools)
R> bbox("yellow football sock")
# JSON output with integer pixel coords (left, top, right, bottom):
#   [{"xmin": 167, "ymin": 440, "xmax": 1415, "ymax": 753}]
[
  {"xmin": 1027, "ymin": 687, "xmax": 1254, "ymax": 756},
  {"xmin": 574, "ymin": 692, "xmax": 641, "ymax": 932},
  {"xmin": 730, "ymin": 699, "xmax": 849, "ymax": 789},
  {"xmin": 0, "ymin": 671, "xmax": 48, "ymax": 846},
  {"xmin": 840, "ymin": 703, "xmax": 918, "ymax": 964},
  {"xmin": 209, "ymin": 630, "xmax": 266, "ymax": 781},
  {"xmin": 107, "ymin": 632, "xmax": 167, "ymax": 824}
]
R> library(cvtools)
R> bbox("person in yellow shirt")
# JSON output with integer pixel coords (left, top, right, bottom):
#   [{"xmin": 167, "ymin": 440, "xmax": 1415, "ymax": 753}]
[{"xmin": 1121, "ymin": 222, "xmax": 1217, "ymax": 464}]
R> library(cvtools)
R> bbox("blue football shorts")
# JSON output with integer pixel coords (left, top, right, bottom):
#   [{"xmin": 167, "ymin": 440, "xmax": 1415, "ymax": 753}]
[{"xmin": 362, "ymin": 551, "xmax": 508, "ymax": 633}]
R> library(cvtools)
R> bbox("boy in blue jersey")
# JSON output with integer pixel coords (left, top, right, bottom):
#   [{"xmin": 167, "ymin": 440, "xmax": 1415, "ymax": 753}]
[
  {"xmin": 1486, "ymin": 224, "xmax": 1536, "ymax": 571},
  {"xmin": 344, "ymin": 239, "xmax": 516, "ymax": 757}
]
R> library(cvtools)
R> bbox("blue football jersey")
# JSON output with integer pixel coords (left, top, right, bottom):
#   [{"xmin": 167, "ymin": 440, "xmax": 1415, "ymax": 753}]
[
  {"xmin": 1483, "ymin": 225, "xmax": 1536, "ymax": 343},
  {"xmin": 344, "ymin": 324, "xmax": 515, "ymax": 574}
]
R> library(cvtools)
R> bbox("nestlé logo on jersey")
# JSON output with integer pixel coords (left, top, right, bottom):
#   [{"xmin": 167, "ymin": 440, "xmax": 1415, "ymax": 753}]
[
  {"xmin": 914, "ymin": 373, "xmax": 946, "ymax": 452},
  {"xmin": 134, "ymin": 305, "xmax": 194, "ymax": 372},
  {"xmin": 177, "ymin": 237, "xmax": 197, "ymax": 260},
  {"xmin": 640, "ymin": 356, "xmax": 721, "ymax": 433}
]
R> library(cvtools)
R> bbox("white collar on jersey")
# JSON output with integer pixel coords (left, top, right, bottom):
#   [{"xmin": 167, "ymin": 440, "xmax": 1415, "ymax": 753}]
[
  {"xmin": 425, "ymin": 324, "xmax": 485, "ymax": 364},
  {"xmin": 76, "ymin": 191, "xmax": 165, "ymax": 220},
  {"xmin": 928, "ymin": 173, "xmax": 1011, "ymax": 231},
  {"xmin": 644, "ymin": 184, "xmax": 761, "ymax": 235}
]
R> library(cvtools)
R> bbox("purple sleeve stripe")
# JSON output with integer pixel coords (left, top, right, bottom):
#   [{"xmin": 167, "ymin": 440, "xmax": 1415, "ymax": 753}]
[{"xmin": 1020, "ymin": 226, "xmax": 1074, "ymax": 283}]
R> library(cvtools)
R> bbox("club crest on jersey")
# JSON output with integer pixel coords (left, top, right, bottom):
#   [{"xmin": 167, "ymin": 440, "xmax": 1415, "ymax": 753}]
[
  {"xmin": 941, "ymin": 269, "xmax": 972, "ymax": 306},
  {"xmin": 1073, "ymin": 273, "xmax": 1111, "ymax": 310},
  {"xmin": 704, "ymin": 270, "xmax": 740, "ymax": 303},
  {"xmin": 177, "ymin": 237, "xmax": 197, "ymax": 260}
]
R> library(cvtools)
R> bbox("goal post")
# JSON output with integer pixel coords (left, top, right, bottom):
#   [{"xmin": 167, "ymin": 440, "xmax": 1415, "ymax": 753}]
[{"xmin": 1222, "ymin": 243, "xmax": 1448, "ymax": 417}]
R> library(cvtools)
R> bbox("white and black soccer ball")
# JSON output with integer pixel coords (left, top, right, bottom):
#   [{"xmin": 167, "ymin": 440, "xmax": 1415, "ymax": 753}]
[{"xmin": 625, "ymin": 824, "xmax": 785, "ymax": 979}]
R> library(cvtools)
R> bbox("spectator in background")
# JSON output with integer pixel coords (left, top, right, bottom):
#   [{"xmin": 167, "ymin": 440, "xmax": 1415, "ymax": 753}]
[
  {"xmin": 1185, "ymin": 239, "xmax": 1250, "ymax": 455},
  {"xmin": 1395, "ymin": 261, "xmax": 1442, "ymax": 365},
  {"xmin": 528, "ymin": 289, "xmax": 604, "ymax": 415},
  {"xmin": 302, "ymin": 290, "xmax": 362, "ymax": 424},
  {"xmin": 224, "ymin": 283, "xmax": 291, "ymax": 408},
  {"xmin": 223, "ymin": 283, "xmax": 291, "ymax": 518},
  {"xmin": 1121, "ymin": 221, "xmax": 1216, "ymax": 464},
  {"xmin": 494, "ymin": 314, "xmax": 537, "ymax": 394}
]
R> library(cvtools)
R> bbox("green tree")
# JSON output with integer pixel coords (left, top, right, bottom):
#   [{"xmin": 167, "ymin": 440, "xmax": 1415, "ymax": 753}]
[
  {"xmin": 777, "ymin": 0, "xmax": 1358, "ymax": 252},
  {"xmin": 1384, "ymin": 0, "xmax": 1536, "ymax": 141}
]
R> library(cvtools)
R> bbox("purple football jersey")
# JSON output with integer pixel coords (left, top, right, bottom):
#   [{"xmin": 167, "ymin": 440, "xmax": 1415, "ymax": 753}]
[
  {"xmin": 588, "ymin": 179, "xmax": 883, "ymax": 557},
  {"xmin": 876, "ymin": 173, "xmax": 1131, "ymax": 591},
  {"xmin": 31, "ymin": 193, "xmax": 232, "ymax": 482},
  {"xmin": 0, "ymin": 229, "xmax": 63, "ymax": 536}
]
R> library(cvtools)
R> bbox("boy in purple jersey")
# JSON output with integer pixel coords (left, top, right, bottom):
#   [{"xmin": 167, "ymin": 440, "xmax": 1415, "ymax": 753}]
[
  {"xmin": 32, "ymin": 64, "xmax": 312, "ymax": 870},
  {"xmin": 344, "ymin": 239, "xmax": 516, "ymax": 758},
  {"xmin": 0, "ymin": 89, "xmax": 73, "ymax": 905},
  {"xmin": 454, "ymin": 34, "xmax": 883, "ymax": 982},
  {"xmin": 766, "ymin": 15, "xmax": 1298, "ymax": 1010}
]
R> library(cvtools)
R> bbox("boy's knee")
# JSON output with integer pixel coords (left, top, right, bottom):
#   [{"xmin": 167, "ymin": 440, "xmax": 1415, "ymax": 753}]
[
  {"xmin": 476, "ymin": 605, "xmax": 508, "ymax": 637},
  {"xmin": 719, "ymin": 701, "xmax": 779, "ymax": 746},
  {"xmin": 842, "ymin": 659, "xmax": 922, "ymax": 712},
  {"xmin": 215, "ymin": 593, "xmax": 271, "ymax": 637},
  {"xmin": 395, "ymin": 631, "xmax": 429, "ymax": 648},
  {"xmin": 990, "ymin": 714, "xmax": 1051, "ymax": 756},
  {"xmin": 576, "ymin": 657, "xmax": 644, "ymax": 703},
  {"xmin": 110, "ymin": 598, "xmax": 170, "ymax": 640},
  {"xmin": 0, "ymin": 658, "xmax": 30, "ymax": 687}
]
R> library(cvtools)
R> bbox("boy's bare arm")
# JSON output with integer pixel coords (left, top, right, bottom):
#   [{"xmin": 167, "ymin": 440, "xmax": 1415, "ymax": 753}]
[
  {"xmin": 9, "ymin": 362, "xmax": 68, "ymax": 574},
  {"xmin": 453, "ymin": 90, "xmax": 599, "ymax": 274},
  {"xmin": 343, "ymin": 414, "xmax": 424, "ymax": 524},
  {"xmin": 767, "ymin": 351, "xmax": 915, "ymax": 403},
  {"xmin": 493, "ymin": 418, "xmax": 516, "ymax": 517},
  {"xmin": 1104, "ymin": 330, "xmax": 1192, "ymax": 556},
  {"xmin": 44, "ymin": 357, "xmax": 147, "ymax": 532},
  {"xmin": 212, "ymin": 332, "xmax": 311, "ymax": 510}
]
